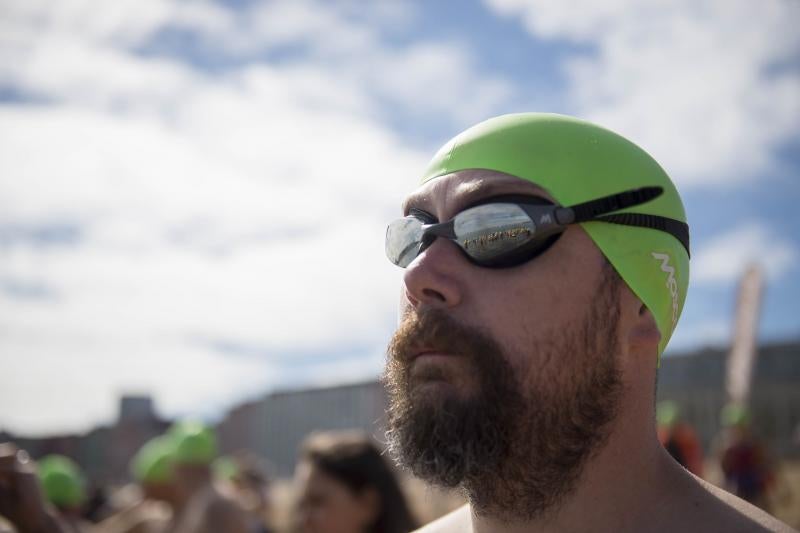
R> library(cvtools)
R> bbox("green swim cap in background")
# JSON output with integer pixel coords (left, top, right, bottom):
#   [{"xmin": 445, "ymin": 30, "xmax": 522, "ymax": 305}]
[
  {"xmin": 212, "ymin": 455, "xmax": 239, "ymax": 481},
  {"xmin": 721, "ymin": 403, "xmax": 750, "ymax": 428},
  {"xmin": 423, "ymin": 113, "xmax": 690, "ymax": 358},
  {"xmin": 656, "ymin": 401, "xmax": 680, "ymax": 427},
  {"xmin": 37, "ymin": 455, "xmax": 86, "ymax": 509},
  {"xmin": 169, "ymin": 420, "xmax": 218, "ymax": 465},
  {"xmin": 131, "ymin": 435, "xmax": 177, "ymax": 484}
]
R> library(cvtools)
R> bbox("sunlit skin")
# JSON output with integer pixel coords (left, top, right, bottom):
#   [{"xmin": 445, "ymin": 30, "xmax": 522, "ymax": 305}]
[
  {"xmin": 294, "ymin": 461, "xmax": 378, "ymax": 533},
  {"xmin": 142, "ymin": 481, "xmax": 179, "ymax": 505},
  {"xmin": 399, "ymin": 170, "xmax": 655, "ymax": 400},
  {"xmin": 400, "ymin": 170, "xmax": 792, "ymax": 533}
]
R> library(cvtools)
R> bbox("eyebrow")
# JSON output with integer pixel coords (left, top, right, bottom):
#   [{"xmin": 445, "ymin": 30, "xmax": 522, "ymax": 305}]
[{"xmin": 402, "ymin": 178, "xmax": 551, "ymax": 217}]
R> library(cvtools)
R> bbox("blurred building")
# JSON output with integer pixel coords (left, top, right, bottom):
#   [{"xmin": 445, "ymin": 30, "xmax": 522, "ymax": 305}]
[
  {"xmin": 2, "ymin": 341, "xmax": 797, "ymax": 483},
  {"xmin": 217, "ymin": 398, "xmax": 269, "ymax": 456},
  {"xmin": 216, "ymin": 380, "xmax": 387, "ymax": 477},
  {"xmin": 657, "ymin": 340, "xmax": 800, "ymax": 457},
  {"xmin": 214, "ymin": 340, "xmax": 798, "ymax": 477},
  {"xmin": 105, "ymin": 395, "xmax": 170, "ymax": 482},
  {"xmin": 0, "ymin": 394, "xmax": 168, "ymax": 485}
]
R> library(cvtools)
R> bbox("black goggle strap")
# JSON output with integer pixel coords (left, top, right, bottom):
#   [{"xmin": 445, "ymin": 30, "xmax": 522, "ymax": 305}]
[
  {"xmin": 595, "ymin": 213, "xmax": 691, "ymax": 257},
  {"xmin": 553, "ymin": 186, "xmax": 690, "ymax": 257},
  {"xmin": 555, "ymin": 186, "xmax": 663, "ymax": 224}
]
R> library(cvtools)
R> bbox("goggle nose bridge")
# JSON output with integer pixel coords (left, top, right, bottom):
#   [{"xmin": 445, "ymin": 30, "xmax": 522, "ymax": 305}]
[{"xmin": 419, "ymin": 220, "xmax": 457, "ymax": 249}]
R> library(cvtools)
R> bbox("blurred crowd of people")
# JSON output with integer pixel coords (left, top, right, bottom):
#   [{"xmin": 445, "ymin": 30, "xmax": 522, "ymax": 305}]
[
  {"xmin": 656, "ymin": 401, "xmax": 779, "ymax": 512},
  {"xmin": 0, "ymin": 403, "xmax": 792, "ymax": 532},
  {"xmin": 0, "ymin": 423, "xmax": 417, "ymax": 533}
]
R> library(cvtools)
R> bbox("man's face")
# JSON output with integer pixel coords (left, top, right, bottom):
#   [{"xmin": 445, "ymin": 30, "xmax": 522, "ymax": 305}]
[{"xmin": 384, "ymin": 170, "xmax": 624, "ymax": 520}]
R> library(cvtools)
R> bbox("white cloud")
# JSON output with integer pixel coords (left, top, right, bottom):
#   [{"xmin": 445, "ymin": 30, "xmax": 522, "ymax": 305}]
[
  {"xmin": 0, "ymin": 80, "xmax": 414, "ymax": 435},
  {"xmin": 484, "ymin": 0, "xmax": 800, "ymax": 187},
  {"xmin": 0, "ymin": 0, "xmax": 247, "ymax": 47},
  {"xmin": 365, "ymin": 43, "xmax": 514, "ymax": 124},
  {"xmin": 1, "ymin": 0, "xmax": 510, "ymax": 127},
  {"xmin": 692, "ymin": 222, "xmax": 799, "ymax": 284},
  {"xmin": 1, "ymin": 0, "xmax": 508, "ymax": 435},
  {"xmin": 216, "ymin": 1, "xmax": 513, "ymax": 124},
  {"xmin": 0, "ymin": 329, "xmax": 275, "ymax": 436}
]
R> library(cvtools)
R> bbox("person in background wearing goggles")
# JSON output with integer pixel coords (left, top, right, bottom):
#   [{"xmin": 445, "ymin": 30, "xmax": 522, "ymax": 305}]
[{"xmin": 382, "ymin": 113, "xmax": 793, "ymax": 533}]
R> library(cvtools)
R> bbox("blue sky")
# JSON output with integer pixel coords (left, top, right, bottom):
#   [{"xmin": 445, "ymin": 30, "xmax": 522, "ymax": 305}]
[{"xmin": 1, "ymin": 0, "xmax": 798, "ymax": 435}]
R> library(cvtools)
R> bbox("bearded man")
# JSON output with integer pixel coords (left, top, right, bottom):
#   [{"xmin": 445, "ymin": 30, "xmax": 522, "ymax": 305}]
[{"xmin": 383, "ymin": 113, "xmax": 793, "ymax": 532}]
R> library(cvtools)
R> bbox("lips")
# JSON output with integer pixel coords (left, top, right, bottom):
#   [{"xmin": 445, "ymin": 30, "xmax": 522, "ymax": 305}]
[{"xmin": 409, "ymin": 348, "xmax": 458, "ymax": 362}]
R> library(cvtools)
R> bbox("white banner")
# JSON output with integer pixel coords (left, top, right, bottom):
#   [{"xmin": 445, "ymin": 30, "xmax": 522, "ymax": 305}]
[{"xmin": 725, "ymin": 264, "xmax": 764, "ymax": 405}]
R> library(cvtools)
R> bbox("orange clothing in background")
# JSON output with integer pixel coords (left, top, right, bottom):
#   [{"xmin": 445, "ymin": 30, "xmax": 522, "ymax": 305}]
[{"xmin": 658, "ymin": 423, "xmax": 704, "ymax": 477}]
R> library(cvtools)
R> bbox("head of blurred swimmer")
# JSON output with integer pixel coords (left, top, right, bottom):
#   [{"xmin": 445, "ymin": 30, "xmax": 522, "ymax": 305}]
[
  {"xmin": 167, "ymin": 421, "xmax": 218, "ymax": 490},
  {"xmin": 37, "ymin": 455, "xmax": 87, "ymax": 517},
  {"xmin": 213, "ymin": 452, "xmax": 271, "ymax": 513},
  {"xmin": 294, "ymin": 431, "xmax": 417, "ymax": 533},
  {"xmin": 130, "ymin": 436, "xmax": 180, "ymax": 505},
  {"xmin": 384, "ymin": 115, "xmax": 689, "ymax": 521}
]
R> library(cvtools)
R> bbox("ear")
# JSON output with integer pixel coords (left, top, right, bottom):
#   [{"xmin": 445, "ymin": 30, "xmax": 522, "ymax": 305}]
[
  {"xmin": 629, "ymin": 304, "xmax": 661, "ymax": 354},
  {"xmin": 619, "ymin": 285, "xmax": 661, "ymax": 360}
]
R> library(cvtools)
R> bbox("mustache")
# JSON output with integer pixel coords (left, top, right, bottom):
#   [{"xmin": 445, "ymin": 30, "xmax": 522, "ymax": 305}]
[{"xmin": 386, "ymin": 308, "xmax": 495, "ymax": 367}]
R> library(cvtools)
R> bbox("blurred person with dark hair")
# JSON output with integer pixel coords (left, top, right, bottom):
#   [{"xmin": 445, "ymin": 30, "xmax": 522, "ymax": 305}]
[
  {"xmin": 656, "ymin": 400, "xmax": 703, "ymax": 476},
  {"xmin": 164, "ymin": 421, "xmax": 253, "ymax": 533},
  {"xmin": 82, "ymin": 484, "xmax": 115, "ymax": 525},
  {"xmin": 0, "ymin": 427, "xmax": 253, "ymax": 533},
  {"xmin": 213, "ymin": 452, "xmax": 274, "ymax": 533},
  {"xmin": 294, "ymin": 431, "xmax": 417, "ymax": 533},
  {"xmin": 720, "ymin": 404, "xmax": 776, "ymax": 511},
  {"xmin": 0, "ymin": 444, "xmax": 88, "ymax": 533},
  {"xmin": 382, "ymin": 114, "xmax": 794, "ymax": 532}
]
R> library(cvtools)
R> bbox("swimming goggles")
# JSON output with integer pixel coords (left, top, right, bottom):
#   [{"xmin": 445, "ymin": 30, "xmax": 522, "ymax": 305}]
[{"xmin": 385, "ymin": 186, "xmax": 690, "ymax": 268}]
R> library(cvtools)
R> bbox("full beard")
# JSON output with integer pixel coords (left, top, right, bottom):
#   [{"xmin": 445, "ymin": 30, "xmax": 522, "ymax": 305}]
[{"xmin": 383, "ymin": 275, "xmax": 623, "ymax": 522}]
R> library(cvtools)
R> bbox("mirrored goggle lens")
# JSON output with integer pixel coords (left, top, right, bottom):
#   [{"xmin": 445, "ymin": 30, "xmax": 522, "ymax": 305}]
[
  {"xmin": 453, "ymin": 203, "xmax": 537, "ymax": 263},
  {"xmin": 386, "ymin": 203, "xmax": 544, "ymax": 268},
  {"xmin": 386, "ymin": 217, "xmax": 424, "ymax": 267}
]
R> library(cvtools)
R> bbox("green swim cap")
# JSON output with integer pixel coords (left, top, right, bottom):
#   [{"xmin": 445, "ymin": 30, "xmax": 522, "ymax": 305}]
[
  {"xmin": 37, "ymin": 455, "xmax": 86, "ymax": 509},
  {"xmin": 423, "ymin": 113, "xmax": 690, "ymax": 358},
  {"xmin": 656, "ymin": 401, "xmax": 680, "ymax": 427},
  {"xmin": 721, "ymin": 403, "xmax": 750, "ymax": 428},
  {"xmin": 169, "ymin": 420, "xmax": 218, "ymax": 465},
  {"xmin": 131, "ymin": 436, "xmax": 177, "ymax": 484},
  {"xmin": 212, "ymin": 456, "xmax": 239, "ymax": 481}
]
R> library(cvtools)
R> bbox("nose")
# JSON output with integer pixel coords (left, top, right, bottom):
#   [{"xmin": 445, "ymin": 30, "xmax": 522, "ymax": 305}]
[{"xmin": 402, "ymin": 238, "xmax": 464, "ymax": 309}]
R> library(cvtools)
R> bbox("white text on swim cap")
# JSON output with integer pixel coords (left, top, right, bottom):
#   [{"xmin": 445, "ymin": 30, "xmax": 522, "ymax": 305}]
[{"xmin": 651, "ymin": 252, "xmax": 679, "ymax": 330}]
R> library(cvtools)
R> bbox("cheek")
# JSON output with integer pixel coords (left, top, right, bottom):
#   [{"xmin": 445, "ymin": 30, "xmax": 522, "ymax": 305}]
[
  {"xmin": 470, "ymin": 269, "xmax": 568, "ymax": 354},
  {"xmin": 467, "ymin": 254, "xmax": 603, "ymax": 381},
  {"xmin": 473, "ymin": 242, "xmax": 576, "ymax": 320}
]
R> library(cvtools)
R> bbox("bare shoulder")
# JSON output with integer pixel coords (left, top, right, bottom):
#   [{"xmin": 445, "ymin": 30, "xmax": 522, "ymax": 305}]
[
  {"xmin": 414, "ymin": 505, "xmax": 472, "ymax": 533},
  {"xmin": 675, "ymin": 475, "xmax": 796, "ymax": 533}
]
